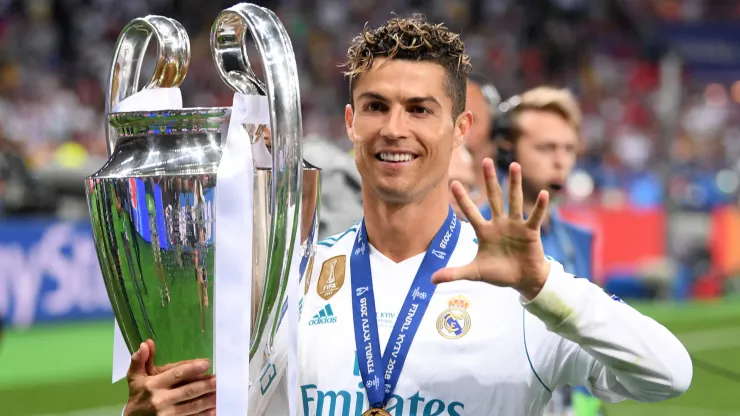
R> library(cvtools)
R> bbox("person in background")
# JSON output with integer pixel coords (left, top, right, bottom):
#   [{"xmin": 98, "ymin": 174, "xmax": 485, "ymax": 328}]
[
  {"xmin": 260, "ymin": 126, "xmax": 363, "ymax": 240},
  {"xmin": 303, "ymin": 134, "xmax": 363, "ymax": 239},
  {"xmin": 248, "ymin": 124, "xmax": 363, "ymax": 240},
  {"xmin": 0, "ymin": 133, "xmax": 57, "ymax": 216},
  {"xmin": 465, "ymin": 73, "xmax": 500, "ymax": 208},
  {"xmin": 484, "ymin": 86, "xmax": 601, "ymax": 416},
  {"xmin": 448, "ymin": 144, "xmax": 477, "ymax": 219}
]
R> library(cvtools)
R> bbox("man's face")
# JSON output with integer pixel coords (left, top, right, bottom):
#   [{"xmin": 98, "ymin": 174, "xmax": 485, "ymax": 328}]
[
  {"xmin": 515, "ymin": 109, "xmax": 578, "ymax": 201},
  {"xmin": 345, "ymin": 58, "xmax": 472, "ymax": 204},
  {"xmin": 448, "ymin": 147, "xmax": 476, "ymax": 218},
  {"xmin": 465, "ymin": 83, "xmax": 492, "ymax": 158}
]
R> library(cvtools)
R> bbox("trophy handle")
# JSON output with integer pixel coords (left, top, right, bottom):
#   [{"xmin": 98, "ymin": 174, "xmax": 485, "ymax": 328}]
[
  {"xmin": 210, "ymin": 4, "xmax": 303, "ymax": 360},
  {"xmin": 105, "ymin": 16, "xmax": 191, "ymax": 155}
]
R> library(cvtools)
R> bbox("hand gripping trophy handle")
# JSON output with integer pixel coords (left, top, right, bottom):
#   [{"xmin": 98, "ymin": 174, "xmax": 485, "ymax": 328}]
[
  {"xmin": 104, "ymin": 15, "xmax": 190, "ymax": 155},
  {"xmin": 210, "ymin": 4, "xmax": 306, "ymax": 362}
]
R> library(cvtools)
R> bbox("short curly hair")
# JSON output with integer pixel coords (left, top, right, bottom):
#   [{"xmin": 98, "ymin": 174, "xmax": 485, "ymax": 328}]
[{"xmin": 342, "ymin": 14, "xmax": 472, "ymax": 118}]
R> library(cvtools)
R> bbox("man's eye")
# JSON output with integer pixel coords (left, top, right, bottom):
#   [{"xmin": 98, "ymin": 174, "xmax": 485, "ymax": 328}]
[
  {"xmin": 410, "ymin": 106, "xmax": 430, "ymax": 114},
  {"xmin": 365, "ymin": 102, "xmax": 385, "ymax": 112},
  {"xmin": 538, "ymin": 144, "xmax": 555, "ymax": 152}
]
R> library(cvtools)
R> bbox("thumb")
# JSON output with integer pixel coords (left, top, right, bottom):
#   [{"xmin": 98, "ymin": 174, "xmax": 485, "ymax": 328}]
[
  {"xmin": 145, "ymin": 339, "xmax": 157, "ymax": 375},
  {"xmin": 431, "ymin": 263, "xmax": 481, "ymax": 285},
  {"xmin": 127, "ymin": 342, "xmax": 149, "ymax": 379}
]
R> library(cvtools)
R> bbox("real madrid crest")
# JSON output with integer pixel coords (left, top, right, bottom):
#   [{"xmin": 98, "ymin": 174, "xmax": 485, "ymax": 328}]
[
  {"xmin": 436, "ymin": 295, "xmax": 471, "ymax": 339},
  {"xmin": 317, "ymin": 255, "xmax": 346, "ymax": 300}
]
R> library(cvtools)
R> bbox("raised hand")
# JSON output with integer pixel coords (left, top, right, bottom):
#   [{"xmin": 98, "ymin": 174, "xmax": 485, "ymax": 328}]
[{"xmin": 431, "ymin": 158, "xmax": 551, "ymax": 299}]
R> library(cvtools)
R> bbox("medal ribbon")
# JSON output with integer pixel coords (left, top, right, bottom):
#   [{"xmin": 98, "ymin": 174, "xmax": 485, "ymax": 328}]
[{"xmin": 350, "ymin": 206, "xmax": 461, "ymax": 409}]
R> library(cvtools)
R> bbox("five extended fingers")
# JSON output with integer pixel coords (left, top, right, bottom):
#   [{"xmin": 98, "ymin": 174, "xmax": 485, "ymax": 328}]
[{"xmin": 465, "ymin": 158, "xmax": 549, "ymax": 229}]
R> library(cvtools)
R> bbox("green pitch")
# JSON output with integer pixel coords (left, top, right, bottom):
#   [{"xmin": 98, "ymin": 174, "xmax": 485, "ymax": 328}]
[
  {"xmin": 0, "ymin": 300, "xmax": 738, "ymax": 415},
  {"xmin": 602, "ymin": 299, "xmax": 740, "ymax": 416}
]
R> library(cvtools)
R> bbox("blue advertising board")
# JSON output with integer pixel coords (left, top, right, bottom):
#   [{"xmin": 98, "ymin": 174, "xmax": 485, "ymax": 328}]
[
  {"xmin": 0, "ymin": 219, "xmax": 114, "ymax": 329},
  {"xmin": 0, "ymin": 179, "xmax": 217, "ymax": 328}
]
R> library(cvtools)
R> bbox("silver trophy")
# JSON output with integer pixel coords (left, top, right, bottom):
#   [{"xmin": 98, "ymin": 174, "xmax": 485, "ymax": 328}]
[{"xmin": 86, "ymin": 5, "xmax": 319, "ymax": 413}]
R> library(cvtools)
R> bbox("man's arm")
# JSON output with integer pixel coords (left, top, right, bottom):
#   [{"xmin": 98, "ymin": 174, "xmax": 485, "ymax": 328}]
[
  {"xmin": 250, "ymin": 339, "xmax": 288, "ymax": 416},
  {"xmin": 257, "ymin": 243, "xmax": 326, "ymax": 415},
  {"xmin": 523, "ymin": 259, "xmax": 692, "ymax": 403},
  {"xmin": 251, "ymin": 287, "xmax": 299, "ymax": 414},
  {"xmin": 263, "ymin": 376, "xmax": 290, "ymax": 415}
]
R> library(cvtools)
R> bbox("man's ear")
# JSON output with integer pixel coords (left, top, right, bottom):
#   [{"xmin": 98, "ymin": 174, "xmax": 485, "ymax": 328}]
[
  {"xmin": 454, "ymin": 110, "xmax": 473, "ymax": 148},
  {"xmin": 345, "ymin": 104, "xmax": 357, "ymax": 143}
]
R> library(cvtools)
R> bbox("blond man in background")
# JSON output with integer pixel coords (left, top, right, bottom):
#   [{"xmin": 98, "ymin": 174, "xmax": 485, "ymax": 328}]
[{"xmin": 483, "ymin": 85, "xmax": 602, "ymax": 416}]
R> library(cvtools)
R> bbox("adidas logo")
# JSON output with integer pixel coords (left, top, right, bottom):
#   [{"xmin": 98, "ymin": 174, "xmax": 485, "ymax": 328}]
[{"xmin": 308, "ymin": 304, "xmax": 337, "ymax": 326}]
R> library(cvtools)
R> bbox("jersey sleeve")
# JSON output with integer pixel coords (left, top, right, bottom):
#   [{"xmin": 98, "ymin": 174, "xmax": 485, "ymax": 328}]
[
  {"xmin": 252, "ymin": 246, "xmax": 326, "ymax": 415},
  {"xmin": 250, "ymin": 322, "xmax": 288, "ymax": 415},
  {"xmin": 523, "ymin": 259, "xmax": 692, "ymax": 403},
  {"xmin": 263, "ymin": 376, "xmax": 290, "ymax": 415}
]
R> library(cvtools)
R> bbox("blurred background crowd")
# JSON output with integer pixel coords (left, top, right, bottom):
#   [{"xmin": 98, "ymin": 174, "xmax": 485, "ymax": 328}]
[
  {"xmin": 2, "ymin": 0, "xmax": 740, "ymax": 213},
  {"xmin": 1, "ymin": 0, "xmax": 740, "ymax": 415},
  {"xmin": 2, "ymin": 0, "xmax": 740, "ymax": 292}
]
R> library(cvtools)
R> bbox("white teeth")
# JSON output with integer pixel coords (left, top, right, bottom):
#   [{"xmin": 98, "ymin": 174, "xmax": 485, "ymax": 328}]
[{"xmin": 379, "ymin": 152, "xmax": 414, "ymax": 162}]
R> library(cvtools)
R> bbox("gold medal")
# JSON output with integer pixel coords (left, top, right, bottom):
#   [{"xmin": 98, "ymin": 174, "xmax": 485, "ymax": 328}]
[{"xmin": 362, "ymin": 408, "xmax": 391, "ymax": 416}]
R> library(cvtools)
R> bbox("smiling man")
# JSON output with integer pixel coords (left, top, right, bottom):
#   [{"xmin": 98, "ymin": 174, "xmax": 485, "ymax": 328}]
[{"xmin": 121, "ymin": 14, "xmax": 692, "ymax": 416}]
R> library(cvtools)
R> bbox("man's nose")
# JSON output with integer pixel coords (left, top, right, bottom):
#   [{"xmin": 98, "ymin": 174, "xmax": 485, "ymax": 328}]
[
  {"xmin": 553, "ymin": 148, "xmax": 570, "ymax": 171},
  {"xmin": 379, "ymin": 107, "xmax": 409, "ymax": 140}
]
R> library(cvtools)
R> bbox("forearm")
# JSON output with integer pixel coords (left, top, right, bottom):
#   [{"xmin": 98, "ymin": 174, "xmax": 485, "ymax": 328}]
[{"xmin": 523, "ymin": 261, "xmax": 692, "ymax": 401}]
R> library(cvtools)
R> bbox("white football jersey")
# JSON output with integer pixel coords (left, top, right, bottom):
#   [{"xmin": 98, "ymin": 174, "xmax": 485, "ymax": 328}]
[{"xmin": 258, "ymin": 220, "xmax": 691, "ymax": 416}]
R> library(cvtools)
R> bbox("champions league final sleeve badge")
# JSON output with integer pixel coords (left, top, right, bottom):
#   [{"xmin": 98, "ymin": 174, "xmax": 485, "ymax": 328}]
[{"xmin": 436, "ymin": 295, "xmax": 472, "ymax": 340}]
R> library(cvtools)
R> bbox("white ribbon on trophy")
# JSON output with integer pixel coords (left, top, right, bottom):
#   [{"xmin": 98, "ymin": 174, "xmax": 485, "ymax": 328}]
[
  {"xmin": 215, "ymin": 92, "xmax": 299, "ymax": 416},
  {"xmin": 111, "ymin": 87, "xmax": 184, "ymax": 383},
  {"xmin": 214, "ymin": 92, "xmax": 261, "ymax": 415}
]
